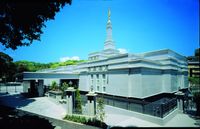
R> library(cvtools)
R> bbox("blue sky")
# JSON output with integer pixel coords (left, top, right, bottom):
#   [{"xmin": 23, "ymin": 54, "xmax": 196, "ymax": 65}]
[{"xmin": 0, "ymin": 0, "xmax": 199, "ymax": 63}]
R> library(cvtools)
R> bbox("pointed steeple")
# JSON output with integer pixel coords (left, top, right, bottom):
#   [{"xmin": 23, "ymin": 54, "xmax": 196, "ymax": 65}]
[{"xmin": 104, "ymin": 8, "xmax": 115, "ymax": 50}]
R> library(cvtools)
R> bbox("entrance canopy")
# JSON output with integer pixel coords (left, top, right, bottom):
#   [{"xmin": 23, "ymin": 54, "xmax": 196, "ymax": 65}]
[{"xmin": 23, "ymin": 72, "xmax": 79, "ymax": 80}]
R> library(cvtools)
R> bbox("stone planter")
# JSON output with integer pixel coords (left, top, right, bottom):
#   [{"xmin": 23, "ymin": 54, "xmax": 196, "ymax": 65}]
[{"xmin": 48, "ymin": 90, "xmax": 62, "ymax": 100}]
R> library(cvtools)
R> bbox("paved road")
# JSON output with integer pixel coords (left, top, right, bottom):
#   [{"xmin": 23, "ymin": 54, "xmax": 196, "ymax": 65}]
[
  {"xmin": 0, "ymin": 93, "xmax": 99, "ymax": 129},
  {"xmin": 104, "ymin": 104, "xmax": 200, "ymax": 127}
]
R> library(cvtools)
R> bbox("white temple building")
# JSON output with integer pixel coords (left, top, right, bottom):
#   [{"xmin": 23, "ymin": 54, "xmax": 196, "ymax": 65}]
[{"xmin": 22, "ymin": 9, "xmax": 188, "ymax": 118}]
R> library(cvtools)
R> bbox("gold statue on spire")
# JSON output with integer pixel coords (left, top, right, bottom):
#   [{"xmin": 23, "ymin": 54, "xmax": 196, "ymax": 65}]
[{"xmin": 108, "ymin": 8, "xmax": 111, "ymax": 19}]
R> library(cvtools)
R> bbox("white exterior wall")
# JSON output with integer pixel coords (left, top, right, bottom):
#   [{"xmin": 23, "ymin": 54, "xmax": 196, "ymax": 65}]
[
  {"xmin": 162, "ymin": 74, "xmax": 171, "ymax": 92},
  {"xmin": 43, "ymin": 79, "xmax": 60, "ymax": 86},
  {"xmin": 129, "ymin": 73, "xmax": 142, "ymax": 98},
  {"xmin": 23, "ymin": 80, "xmax": 30, "ymax": 93},
  {"xmin": 171, "ymin": 74, "xmax": 178, "ymax": 92},
  {"xmin": 79, "ymin": 74, "xmax": 89, "ymax": 92},
  {"xmin": 107, "ymin": 70, "xmax": 129, "ymax": 97},
  {"xmin": 140, "ymin": 69, "xmax": 163, "ymax": 98},
  {"xmin": 183, "ymin": 75, "xmax": 188, "ymax": 89}
]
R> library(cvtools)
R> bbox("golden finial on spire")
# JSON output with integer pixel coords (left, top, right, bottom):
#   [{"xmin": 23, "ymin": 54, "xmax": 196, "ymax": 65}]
[{"xmin": 108, "ymin": 8, "xmax": 111, "ymax": 19}]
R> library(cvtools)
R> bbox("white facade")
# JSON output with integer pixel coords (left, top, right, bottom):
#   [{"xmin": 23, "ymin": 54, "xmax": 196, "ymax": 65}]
[
  {"xmin": 23, "ymin": 9, "xmax": 188, "ymax": 99},
  {"xmin": 77, "ymin": 49, "xmax": 188, "ymax": 99}
]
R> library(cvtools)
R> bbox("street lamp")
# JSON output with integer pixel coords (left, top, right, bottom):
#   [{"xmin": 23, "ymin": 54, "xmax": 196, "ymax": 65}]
[
  {"xmin": 69, "ymin": 81, "xmax": 73, "ymax": 87},
  {"xmin": 15, "ymin": 77, "xmax": 18, "ymax": 92}
]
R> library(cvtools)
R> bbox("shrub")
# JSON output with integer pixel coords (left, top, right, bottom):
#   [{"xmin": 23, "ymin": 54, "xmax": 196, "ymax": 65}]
[
  {"xmin": 50, "ymin": 81, "xmax": 58, "ymax": 91},
  {"xmin": 63, "ymin": 115, "xmax": 107, "ymax": 128}
]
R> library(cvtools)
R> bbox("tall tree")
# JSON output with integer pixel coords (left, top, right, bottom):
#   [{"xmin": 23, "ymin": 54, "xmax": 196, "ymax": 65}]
[
  {"xmin": 96, "ymin": 97, "xmax": 105, "ymax": 127},
  {"xmin": 0, "ymin": 1, "xmax": 71, "ymax": 50},
  {"xmin": 189, "ymin": 77, "xmax": 200, "ymax": 116},
  {"xmin": 0, "ymin": 52, "xmax": 16, "ymax": 81},
  {"xmin": 75, "ymin": 89, "xmax": 82, "ymax": 114}
]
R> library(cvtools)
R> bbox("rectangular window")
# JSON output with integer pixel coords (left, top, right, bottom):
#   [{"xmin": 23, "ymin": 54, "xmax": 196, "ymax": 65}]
[
  {"xmin": 103, "ymin": 80, "xmax": 106, "ymax": 85},
  {"xmin": 97, "ymin": 80, "xmax": 100, "ymax": 85},
  {"xmin": 97, "ymin": 86, "xmax": 99, "ymax": 91},
  {"xmin": 103, "ymin": 87, "xmax": 106, "ymax": 92},
  {"xmin": 102, "ymin": 74, "xmax": 106, "ymax": 79}
]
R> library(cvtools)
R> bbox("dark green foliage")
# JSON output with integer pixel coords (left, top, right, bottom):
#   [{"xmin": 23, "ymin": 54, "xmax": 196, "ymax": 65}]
[
  {"xmin": 64, "ymin": 115, "xmax": 107, "ymax": 128},
  {"xmin": 60, "ymin": 82, "xmax": 68, "ymax": 98},
  {"xmin": 0, "ymin": 52, "xmax": 16, "ymax": 81},
  {"xmin": 15, "ymin": 60, "xmax": 50, "ymax": 72},
  {"xmin": 75, "ymin": 89, "xmax": 82, "ymax": 114},
  {"xmin": 0, "ymin": 1, "xmax": 71, "ymax": 50},
  {"xmin": 193, "ymin": 93, "xmax": 200, "ymax": 116},
  {"xmin": 188, "ymin": 77, "xmax": 200, "ymax": 85},
  {"xmin": 50, "ymin": 81, "xmax": 58, "ymax": 91},
  {"xmin": 195, "ymin": 48, "xmax": 199, "ymax": 57},
  {"xmin": 49, "ymin": 60, "xmax": 86, "ymax": 68},
  {"xmin": 189, "ymin": 77, "xmax": 200, "ymax": 116},
  {"xmin": 0, "ymin": 51, "xmax": 86, "ymax": 82}
]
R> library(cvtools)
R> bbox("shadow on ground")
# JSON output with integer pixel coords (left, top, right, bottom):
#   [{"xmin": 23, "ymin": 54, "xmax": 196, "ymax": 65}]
[
  {"xmin": 0, "ymin": 106, "xmax": 55, "ymax": 129},
  {"xmin": 0, "ymin": 93, "xmax": 35, "ymax": 108}
]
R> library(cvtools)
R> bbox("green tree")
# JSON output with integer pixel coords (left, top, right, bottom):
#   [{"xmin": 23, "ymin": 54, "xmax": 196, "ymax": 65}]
[
  {"xmin": 189, "ymin": 77, "xmax": 200, "ymax": 116},
  {"xmin": 193, "ymin": 92, "xmax": 200, "ymax": 116},
  {"xmin": 60, "ymin": 82, "xmax": 68, "ymax": 98},
  {"xmin": 96, "ymin": 97, "xmax": 105, "ymax": 127},
  {"xmin": 0, "ymin": 1, "xmax": 71, "ymax": 50},
  {"xmin": 75, "ymin": 89, "xmax": 82, "ymax": 114},
  {"xmin": 189, "ymin": 77, "xmax": 200, "ymax": 85},
  {"xmin": 0, "ymin": 52, "xmax": 16, "ymax": 81}
]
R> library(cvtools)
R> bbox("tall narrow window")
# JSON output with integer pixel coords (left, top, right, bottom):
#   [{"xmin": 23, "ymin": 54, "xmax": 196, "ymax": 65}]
[
  {"xmin": 103, "ymin": 87, "xmax": 106, "ymax": 92},
  {"xmin": 102, "ymin": 74, "xmax": 106, "ymax": 85},
  {"xmin": 91, "ymin": 74, "xmax": 93, "ymax": 90}
]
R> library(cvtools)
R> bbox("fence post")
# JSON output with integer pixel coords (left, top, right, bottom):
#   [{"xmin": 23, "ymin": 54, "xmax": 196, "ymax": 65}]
[
  {"xmin": 161, "ymin": 104, "xmax": 163, "ymax": 118},
  {"xmin": 86, "ymin": 91, "xmax": 97, "ymax": 116},
  {"xmin": 65, "ymin": 87, "xmax": 76, "ymax": 115}
]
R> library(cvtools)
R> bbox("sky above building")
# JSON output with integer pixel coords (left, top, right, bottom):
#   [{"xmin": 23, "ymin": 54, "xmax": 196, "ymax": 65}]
[{"xmin": 0, "ymin": 0, "xmax": 199, "ymax": 63}]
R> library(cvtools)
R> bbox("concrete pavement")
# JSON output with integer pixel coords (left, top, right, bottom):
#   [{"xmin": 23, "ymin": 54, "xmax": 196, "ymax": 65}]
[{"xmin": 0, "ymin": 92, "xmax": 199, "ymax": 127}]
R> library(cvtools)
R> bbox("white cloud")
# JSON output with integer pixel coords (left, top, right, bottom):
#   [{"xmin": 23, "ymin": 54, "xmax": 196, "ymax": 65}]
[
  {"xmin": 60, "ymin": 56, "xmax": 80, "ymax": 62},
  {"xmin": 118, "ymin": 48, "xmax": 128, "ymax": 54}
]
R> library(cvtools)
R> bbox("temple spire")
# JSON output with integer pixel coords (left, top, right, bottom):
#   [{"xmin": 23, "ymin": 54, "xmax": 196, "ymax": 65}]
[{"xmin": 104, "ymin": 9, "xmax": 115, "ymax": 50}]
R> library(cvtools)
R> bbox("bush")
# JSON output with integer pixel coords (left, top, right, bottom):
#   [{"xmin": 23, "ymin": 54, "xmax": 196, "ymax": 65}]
[
  {"xmin": 63, "ymin": 115, "xmax": 107, "ymax": 128},
  {"xmin": 50, "ymin": 81, "xmax": 58, "ymax": 91}
]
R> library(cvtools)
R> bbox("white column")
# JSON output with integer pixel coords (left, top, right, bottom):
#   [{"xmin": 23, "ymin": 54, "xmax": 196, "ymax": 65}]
[
  {"xmin": 86, "ymin": 91, "xmax": 97, "ymax": 116},
  {"xmin": 66, "ymin": 87, "xmax": 75, "ymax": 115}
]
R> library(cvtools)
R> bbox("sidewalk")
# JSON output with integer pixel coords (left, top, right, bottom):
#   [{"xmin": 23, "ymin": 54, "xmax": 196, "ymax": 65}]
[{"xmin": 0, "ymin": 93, "xmax": 66, "ymax": 120}]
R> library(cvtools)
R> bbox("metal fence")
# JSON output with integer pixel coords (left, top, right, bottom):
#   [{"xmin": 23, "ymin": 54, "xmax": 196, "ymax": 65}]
[
  {"xmin": 0, "ymin": 82, "xmax": 23, "ymax": 93},
  {"xmin": 144, "ymin": 98, "xmax": 177, "ymax": 118},
  {"xmin": 97, "ymin": 95, "xmax": 177, "ymax": 118}
]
